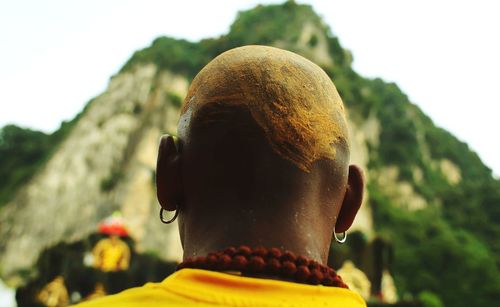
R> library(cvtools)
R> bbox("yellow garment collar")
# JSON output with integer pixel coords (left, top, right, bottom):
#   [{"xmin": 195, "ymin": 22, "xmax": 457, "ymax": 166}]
[{"xmin": 154, "ymin": 268, "xmax": 366, "ymax": 306}]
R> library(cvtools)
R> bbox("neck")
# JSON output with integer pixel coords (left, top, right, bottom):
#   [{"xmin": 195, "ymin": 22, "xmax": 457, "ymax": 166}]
[{"xmin": 180, "ymin": 202, "xmax": 334, "ymax": 264}]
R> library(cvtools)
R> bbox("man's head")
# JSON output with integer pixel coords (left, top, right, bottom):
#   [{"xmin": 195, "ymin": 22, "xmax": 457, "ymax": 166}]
[
  {"xmin": 156, "ymin": 46, "xmax": 363, "ymax": 263},
  {"xmin": 180, "ymin": 45, "xmax": 348, "ymax": 172}
]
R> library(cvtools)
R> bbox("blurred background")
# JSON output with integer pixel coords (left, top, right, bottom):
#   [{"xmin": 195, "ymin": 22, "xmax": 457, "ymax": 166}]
[{"xmin": 1, "ymin": 1, "xmax": 499, "ymax": 306}]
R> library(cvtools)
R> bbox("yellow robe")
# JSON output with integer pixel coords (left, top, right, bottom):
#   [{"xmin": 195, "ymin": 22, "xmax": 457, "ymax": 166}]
[
  {"xmin": 73, "ymin": 268, "xmax": 366, "ymax": 306},
  {"xmin": 92, "ymin": 237, "xmax": 130, "ymax": 272}
]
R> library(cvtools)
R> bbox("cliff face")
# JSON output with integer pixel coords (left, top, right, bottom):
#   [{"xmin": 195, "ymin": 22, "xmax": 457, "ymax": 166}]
[
  {"xmin": 0, "ymin": 65, "xmax": 187, "ymax": 285},
  {"xmin": 1, "ymin": 2, "xmax": 499, "ymax": 306}
]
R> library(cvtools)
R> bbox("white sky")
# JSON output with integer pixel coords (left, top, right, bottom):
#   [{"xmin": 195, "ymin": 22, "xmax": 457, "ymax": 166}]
[{"xmin": 0, "ymin": 0, "xmax": 499, "ymax": 177}]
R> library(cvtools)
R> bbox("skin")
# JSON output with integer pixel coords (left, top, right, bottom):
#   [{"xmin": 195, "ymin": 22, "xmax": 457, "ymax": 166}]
[
  {"xmin": 181, "ymin": 46, "xmax": 349, "ymax": 173},
  {"xmin": 156, "ymin": 46, "xmax": 364, "ymax": 275}
]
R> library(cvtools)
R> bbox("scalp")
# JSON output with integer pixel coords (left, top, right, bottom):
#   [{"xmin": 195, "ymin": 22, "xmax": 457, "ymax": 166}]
[{"xmin": 180, "ymin": 45, "xmax": 349, "ymax": 172}]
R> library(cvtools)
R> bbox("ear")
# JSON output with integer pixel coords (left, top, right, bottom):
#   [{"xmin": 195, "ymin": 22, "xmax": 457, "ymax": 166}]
[
  {"xmin": 156, "ymin": 135, "xmax": 183, "ymax": 211},
  {"xmin": 335, "ymin": 164, "xmax": 364, "ymax": 232}
]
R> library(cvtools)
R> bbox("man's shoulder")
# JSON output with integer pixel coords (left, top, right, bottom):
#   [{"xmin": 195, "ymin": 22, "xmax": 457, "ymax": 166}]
[{"xmin": 71, "ymin": 282, "xmax": 186, "ymax": 307}]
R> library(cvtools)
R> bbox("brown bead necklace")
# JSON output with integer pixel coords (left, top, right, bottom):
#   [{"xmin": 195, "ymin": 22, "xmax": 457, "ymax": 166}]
[{"xmin": 177, "ymin": 246, "xmax": 348, "ymax": 288}]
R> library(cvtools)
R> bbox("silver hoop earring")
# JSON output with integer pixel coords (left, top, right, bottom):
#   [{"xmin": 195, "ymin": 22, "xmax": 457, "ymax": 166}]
[
  {"xmin": 160, "ymin": 207, "xmax": 179, "ymax": 224},
  {"xmin": 334, "ymin": 229, "xmax": 347, "ymax": 244}
]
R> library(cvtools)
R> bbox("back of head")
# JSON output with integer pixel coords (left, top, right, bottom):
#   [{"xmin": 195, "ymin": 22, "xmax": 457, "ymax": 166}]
[
  {"xmin": 179, "ymin": 45, "xmax": 349, "ymax": 172},
  {"xmin": 157, "ymin": 45, "xmax": 363, "ymax": 262}
]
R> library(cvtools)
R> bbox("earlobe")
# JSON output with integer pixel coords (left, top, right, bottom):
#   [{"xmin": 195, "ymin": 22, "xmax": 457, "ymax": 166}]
[
  {"xmin": 156, "ymin": 135, "xmax": 183, "ymax": 211},
  {"xmin": 335, "ymin": 164, "xmax": 364, "ymax": 233}
]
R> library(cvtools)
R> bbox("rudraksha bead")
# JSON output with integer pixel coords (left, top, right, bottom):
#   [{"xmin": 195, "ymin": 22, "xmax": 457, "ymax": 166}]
[
  {"xmin": 249, "ymin": 256, "xmax": 266, "ymax": 272},
  {"xmin": 268, "ymin": 247, "xmax": 282, "ymax": 259},
  {"xmin": 232, "ymin": 255, "xmax": 248, "ymax": 270},
  {"xmin": 281, "ymin": 260, "xmax": 297, "ymax": 277},
  {"xmin": 266, "ymin": 258, "xmax": 281, "ymax": 274},
  {"xmin": 295, "ymin": 265, "xmax": 310, "ymax": 282},
  {"xmin": 238, "ymin": 245, "xmax": 252, "ymax": 256},
  {"xmin": 177, "ymin": 246, "xmax": 348, "ymax": 289}
]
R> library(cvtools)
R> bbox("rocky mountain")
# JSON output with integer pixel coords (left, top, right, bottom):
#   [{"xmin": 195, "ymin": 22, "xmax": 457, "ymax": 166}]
[
  {"xmin": 1, "ymin": 1, "xmax": 499, "ymax": 306},
  {"xmin": 0, "ymin": 66, "xmax": 187, "ymax": 286}
]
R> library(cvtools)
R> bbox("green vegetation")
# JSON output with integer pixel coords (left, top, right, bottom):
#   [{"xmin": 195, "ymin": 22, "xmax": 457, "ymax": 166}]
[
  {"xmin": 308, "ymin": 34, "xmax": 318, "ymax": 47},
  {"xmin": 418, "ymin": 291, "xmax": 444, "ymax": 307},
  {"xmin": 121, "ymin": 37, "xmax": 207, "ymax": 79},
  {"xmin": 120, "ymin": 1, "xmax": 349, "ymax": 79},
  {"xmin": 2, "ymin": 1, "xmax": 499, "ymax": 306},
  {"xmin": 100, "ymin": 168, "xmax": 123, "ymax": 192},
  {"xmin": 334, "ymin": 63, "xmax": 500, "ymax": 306},
  {"xmin": 225, "ymin": 0, "xmax": 321, "ymax": 46},
  {"xmin": 333, "ymin": 54, "xmax": 500, "ymax": 306},
  {"xmin": 370, "ymin": 182, "xmax": 500, "ymax": 306},
  {"xmin": 166, "ymin": 91, "xmax": 183, "ymax": 108},
  {"xmin": 0, "ymin": 125, "xmax": 52, "ymax": 206},
  {"xmin": 0, "ymin": 100, "xmax": 92, "ymax": 208}
]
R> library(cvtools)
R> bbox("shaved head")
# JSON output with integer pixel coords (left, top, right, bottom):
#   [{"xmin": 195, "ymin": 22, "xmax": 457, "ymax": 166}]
[
  {"xmin": 157, "ymin": 45, "xmax": 364, "ymax": 263},
  {"xmin": 179, "ymin": 45, "xmax": 349, "ymax": 172}
]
